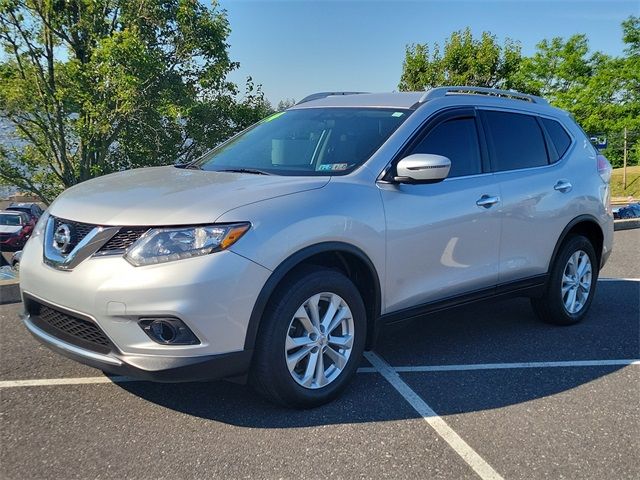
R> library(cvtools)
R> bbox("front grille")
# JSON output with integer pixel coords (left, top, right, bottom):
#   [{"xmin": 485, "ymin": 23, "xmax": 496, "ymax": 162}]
[
  {"xmin": 37, "ymin": 304, "xmax": 112, "ymax": 353},
  {"xmin": 53, "ymin": 217, "xmax": 95, "ymax": 246},
  {"xmin": 51, "ymin": 216, "xmax": 147, "ymax": 255},
  {"xmin": 98, "ymin": 227, "xmax": 148, "ymax": 253}
]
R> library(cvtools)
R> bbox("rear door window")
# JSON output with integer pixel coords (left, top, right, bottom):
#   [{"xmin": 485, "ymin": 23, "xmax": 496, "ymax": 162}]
[
  {"xmin": 409, "ymin": 117, "xmax": 482, "ymax": 178},
  {"xmin": 482, "ymin": 111, "xmax": 549, "ymax": 171}
]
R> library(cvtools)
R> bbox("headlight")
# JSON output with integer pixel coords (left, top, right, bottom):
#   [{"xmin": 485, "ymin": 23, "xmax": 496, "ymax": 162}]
[
  {"xmin": 124, "ymin": 223, "xmax": 250, "ymax": 267},
  {"xmin": 32, "ymin": 210, "xmax": 50, "ymax": 238}
]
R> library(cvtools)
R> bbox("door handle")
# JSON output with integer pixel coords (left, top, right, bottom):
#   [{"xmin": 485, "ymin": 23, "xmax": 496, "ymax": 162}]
[
  {"xmin": 554, "ymin": 180, "xmax": 572, "ymax": 193},
  {"xmin": 476, "ymin": 195, "xmax": 500, "ymax": 208}
]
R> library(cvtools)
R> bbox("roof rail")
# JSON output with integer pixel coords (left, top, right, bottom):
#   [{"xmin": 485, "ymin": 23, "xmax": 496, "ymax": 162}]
[
  {"xmin": 418, "ymin": 86, "xmax": 548, "ymax": 105},
  {"xmin": 296, "ymin": 91, "xmax": 369, "ymax": 105}
]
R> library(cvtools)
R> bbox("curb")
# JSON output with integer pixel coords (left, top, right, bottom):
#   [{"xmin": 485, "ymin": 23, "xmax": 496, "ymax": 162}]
[
  {"xmin": 614, "ymin": 219, "xmax": 640, "ymax": 231},
  {"xmin": 0, "ymin": 280, "xmax": 20, "ymax": 305}
]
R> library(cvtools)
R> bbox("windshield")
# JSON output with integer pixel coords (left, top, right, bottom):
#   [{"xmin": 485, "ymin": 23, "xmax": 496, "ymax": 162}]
[
  {"xmin": 0, "ymin": 214, "xmax": 23, "ymax": 226},
  {"xmin": 195, "ymin": 108, "xmax": 410, "ymax": 175}
]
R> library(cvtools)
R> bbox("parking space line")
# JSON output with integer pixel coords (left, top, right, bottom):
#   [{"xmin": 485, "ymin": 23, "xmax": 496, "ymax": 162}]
[
  {"xmin": 598, "ymin": 277, "xmax": 640, "ymax": 282},
  {"xmin": 365, "ymin": 351, "xmax": 505, "ymax": 480},
  {"xmin": 0, "ymin": 376, "xmax": 135, "ymax": 388},
  {"xmin": 393, "ymin": 359, "xmax": 640, "ymax": 373}
]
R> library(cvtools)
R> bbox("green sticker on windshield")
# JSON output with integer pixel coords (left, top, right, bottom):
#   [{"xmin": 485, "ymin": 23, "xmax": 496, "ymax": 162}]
[
  {"xmin": 261, "ymin": 111, "xmax": 286, "ymax": 123},
  {"xmin": 392, "ymin": 112, "xmax": 404, "ymax": 117}
]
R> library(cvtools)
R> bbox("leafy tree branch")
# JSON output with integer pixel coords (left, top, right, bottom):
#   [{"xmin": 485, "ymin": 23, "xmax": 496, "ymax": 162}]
[{"xmin": 0, "ymin": 0, "xmax": 272, "ymax": 203}]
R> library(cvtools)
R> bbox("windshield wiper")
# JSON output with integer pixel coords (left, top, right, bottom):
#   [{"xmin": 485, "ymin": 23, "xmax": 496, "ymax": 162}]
[{"xmin": 218, "ymin": 168, "xmax": 271, "ymax": 175}]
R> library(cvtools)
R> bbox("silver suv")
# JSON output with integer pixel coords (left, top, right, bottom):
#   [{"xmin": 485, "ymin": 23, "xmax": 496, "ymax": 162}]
[{"xmin": 20, "ymin": 87, "xmax": 614, "ymax": 407}]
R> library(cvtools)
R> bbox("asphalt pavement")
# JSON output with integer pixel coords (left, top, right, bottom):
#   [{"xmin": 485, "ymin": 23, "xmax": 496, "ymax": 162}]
[{"xmin": 1, "ymin": 229, "xmax": 638, "ymax": 480}]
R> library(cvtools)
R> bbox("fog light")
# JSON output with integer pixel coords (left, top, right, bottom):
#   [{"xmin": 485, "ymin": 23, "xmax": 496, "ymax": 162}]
[{"xmin": 139, "ymin": 318, "xmax": 200, "ymax": 345}]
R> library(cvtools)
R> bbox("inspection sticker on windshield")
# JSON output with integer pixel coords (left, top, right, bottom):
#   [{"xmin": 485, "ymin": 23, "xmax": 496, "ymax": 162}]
[
  {"xmin": 392, "ymin": 112, "xmax": 405, "ymax": 117},
  {"xmin": 318, "ymin": 163, "xmax": 349, "ymax": 171}
]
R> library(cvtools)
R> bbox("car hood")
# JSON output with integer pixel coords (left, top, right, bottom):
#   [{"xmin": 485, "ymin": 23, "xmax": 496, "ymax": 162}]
[
  {"xmin": 49, "ymin": 166, "xmax": 330, "ymax": 226},
  {"xmin": 0, "ymin": 225, "xmax": 22, "ymax": 234}
]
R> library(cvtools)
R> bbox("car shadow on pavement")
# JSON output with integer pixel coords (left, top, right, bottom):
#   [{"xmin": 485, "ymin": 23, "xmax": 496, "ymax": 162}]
[
  {"xmin": 116, "ymin": 373, "xmax": 424, "ymax": 428},
  {"xmin": 115, "ymin": 280, "xmax": 639, "ymax": 428}
]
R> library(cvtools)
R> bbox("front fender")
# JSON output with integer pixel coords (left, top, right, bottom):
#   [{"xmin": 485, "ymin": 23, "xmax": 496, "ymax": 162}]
[
  {"xmin": 215, "ymin": 180, "xmax": 386, "ymax": 351},
  {"xmin": 216, "ymin": 180, "xmax": 386, "ymax": 278}
]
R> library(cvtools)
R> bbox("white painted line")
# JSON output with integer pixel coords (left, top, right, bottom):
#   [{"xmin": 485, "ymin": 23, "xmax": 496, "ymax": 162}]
[
  {"xmin": 393, "ymin": 359, "xmax": 640, "ymax": 373},
  {"xmin": 356, "ymin": 367, "xmax": 377, "ymax": 373},
  {"xmin": 365, "ymin": 351, "xmax": 505, "ymax": 480},
  {"xmin": 0, "ymin": 375, "xmax": 137, "ymax": 388},
  {"xmin": 598, "ymin": 277, "xmax": 640, "ymax": 282}
]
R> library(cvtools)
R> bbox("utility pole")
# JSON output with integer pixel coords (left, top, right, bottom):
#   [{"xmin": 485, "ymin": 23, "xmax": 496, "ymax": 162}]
[{"xmin": 623, "ymin": 127, "xmax": 627, "ymax": 190}]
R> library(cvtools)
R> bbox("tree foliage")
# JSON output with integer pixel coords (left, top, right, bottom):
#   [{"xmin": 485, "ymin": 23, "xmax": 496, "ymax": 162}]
[
  {"xmin": 399, "ymin": 28, "xmax": 523, "ymax": 91},
  {"xmin": 0, "ymin": 0, "xmax": 271, "ymax": 203}
]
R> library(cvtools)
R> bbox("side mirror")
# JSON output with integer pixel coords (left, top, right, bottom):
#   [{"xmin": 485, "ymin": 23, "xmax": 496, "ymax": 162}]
[{"xmin": 394, "ymin": 154, "xmax": 451, "ymax": 184}]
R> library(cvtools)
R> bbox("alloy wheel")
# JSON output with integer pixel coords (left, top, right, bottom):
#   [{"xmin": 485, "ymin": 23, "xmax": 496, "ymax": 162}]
[
  {"xmin": 561, "ymin": 250, "xmax": 592, "ymax": 314},
  {"xmin": 285, "ymin": 292, "xmax": 355, "ymax": 389}
]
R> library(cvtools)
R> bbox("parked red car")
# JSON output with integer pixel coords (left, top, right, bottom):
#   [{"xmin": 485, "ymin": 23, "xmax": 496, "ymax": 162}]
[{"xmin": 0, "ymin": 211, "xmax": 35, "ymax": 251}]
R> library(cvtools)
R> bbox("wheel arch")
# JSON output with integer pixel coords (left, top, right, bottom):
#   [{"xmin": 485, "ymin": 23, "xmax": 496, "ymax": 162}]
[
  {"xmin": 244, "ymin": 242, "xmax": 382, "ymax": 353},
  {"xmin": 549, "ymin": 215, "xmax": 605, "ymax": 272}
]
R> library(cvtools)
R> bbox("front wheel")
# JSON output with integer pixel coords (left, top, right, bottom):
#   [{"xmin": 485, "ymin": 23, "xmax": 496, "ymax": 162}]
[
  {"xmin": 250, "ymin": 267, "xmax": 366, "ymax": 408},
  {"xmin": 531, "ymin": 235, "xmax": 598, "ymax": 325}
]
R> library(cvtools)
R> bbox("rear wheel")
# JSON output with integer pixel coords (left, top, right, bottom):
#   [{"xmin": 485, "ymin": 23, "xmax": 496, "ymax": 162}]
[
  {"xmin": 250, "ymin": 267, "xmax": 366, "ymax": 408},
  {"xmin": 531, "ymin": 235, "xmax": 598, "ymax": 325}
]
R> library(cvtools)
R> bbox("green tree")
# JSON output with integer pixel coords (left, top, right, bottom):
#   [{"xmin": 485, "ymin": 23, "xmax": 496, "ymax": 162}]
[
  {"xmin": 617, "ymin": 16, "xmax": 640, "ymax": 167},
  {"xmin": 398, "ymin": 28, "xmax": 523, "ymax": 91},
  {"xmin": 0, "ymin": 0, "xmax": 270, "ymax": 203},
  {"xmin": 513, "ymin": 35, "xmax": 595, "ymax": 101}
]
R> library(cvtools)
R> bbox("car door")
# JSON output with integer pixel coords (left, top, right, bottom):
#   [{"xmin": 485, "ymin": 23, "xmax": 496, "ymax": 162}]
[
  {"xmin": 379, "ymin": 108, "xmax": 502, "ymax": 313},
  {"xmin": 479, "ymin": 109, "xmax": 576, "ymax": 284}
]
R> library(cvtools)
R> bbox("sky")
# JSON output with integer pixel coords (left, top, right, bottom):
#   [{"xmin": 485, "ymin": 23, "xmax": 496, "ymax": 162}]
[{"xmin": 218, "ymin": 0, "xmax": 640, "ymax": 105}]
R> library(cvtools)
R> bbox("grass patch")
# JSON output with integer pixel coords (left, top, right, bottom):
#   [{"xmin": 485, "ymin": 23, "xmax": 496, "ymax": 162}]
[{"xmin": 610, "ymin": 165, "xmax": 640, "ymax": 199}]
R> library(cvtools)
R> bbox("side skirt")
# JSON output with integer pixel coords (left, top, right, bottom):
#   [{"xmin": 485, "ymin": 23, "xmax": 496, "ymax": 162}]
[{"xmin": 378, "ymin": 274, "xmax": 548, "ymax": 327}]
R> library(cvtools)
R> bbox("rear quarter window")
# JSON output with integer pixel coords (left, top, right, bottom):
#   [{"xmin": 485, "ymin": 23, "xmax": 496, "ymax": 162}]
[
  {"xmin": 483, "ymin": 111, "xmax": 549, "ymax": 172},
  {"xmin": 541, "ymin": 118, "xmax": 572, "ymax": 162}
]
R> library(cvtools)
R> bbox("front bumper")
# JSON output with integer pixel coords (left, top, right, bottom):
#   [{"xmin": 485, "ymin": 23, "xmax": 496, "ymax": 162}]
[
  {"xmin": 19, "ymin": 231, "xmax": 272, "ymax": 381},
  {"xmin": 23, "ymin": 313, "xmax": 253, "ymax": 382}
]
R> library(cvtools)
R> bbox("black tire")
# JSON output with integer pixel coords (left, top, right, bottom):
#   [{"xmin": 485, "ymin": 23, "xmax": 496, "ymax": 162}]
[
  {"xmin": 531, "ymin": 235, "xmax": 599, "ymax": 325},
  {"xmin": 250, "ymin": 266, "xmax": 366, "ymax": 408}
]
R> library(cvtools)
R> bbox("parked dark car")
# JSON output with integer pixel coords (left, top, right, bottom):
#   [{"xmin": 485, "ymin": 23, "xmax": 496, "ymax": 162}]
[
  {"xmin": 0, "ymin": 211, "xmax": 35, "ymax": 251},
  {"xmin": 6, "ymin": 202, "xmax": 44, "ymax": 222},
  {"xmin": 613, "ymin": 203, "xmax": 640, "ymax": 220}
]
